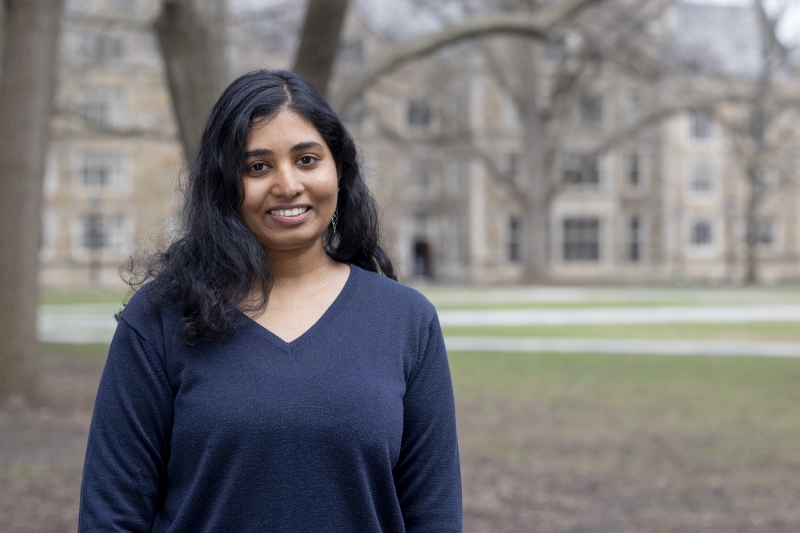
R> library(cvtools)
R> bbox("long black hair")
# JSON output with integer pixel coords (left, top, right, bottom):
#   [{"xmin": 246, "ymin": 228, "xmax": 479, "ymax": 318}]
[{"xmin": 126, "ymin": 69, "xmax": 396, "ymax": 344}]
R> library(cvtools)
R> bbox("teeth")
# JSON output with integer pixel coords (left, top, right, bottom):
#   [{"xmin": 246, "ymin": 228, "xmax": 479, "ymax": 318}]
[{"xmin": 270, "ymin": 207, "xmax": 308, "ymax": 217}]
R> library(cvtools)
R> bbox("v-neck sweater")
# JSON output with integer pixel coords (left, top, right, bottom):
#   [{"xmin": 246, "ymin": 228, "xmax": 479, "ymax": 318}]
[{"xmin": 78, "ymin": 265, "xmax": 462, "ymax": 533}]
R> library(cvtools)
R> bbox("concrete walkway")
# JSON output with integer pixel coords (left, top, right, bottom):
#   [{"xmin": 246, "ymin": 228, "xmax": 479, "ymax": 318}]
[
  {"xmin": 444, "ymin": 336, "xmax": 800, "ymax": 358},
  {"xmin": 38, "ymin": 303, "xmax": 800, "ymax": 358},
  {"xmin": 437, "ymin": 304, "xmax": 800, "ymax": 326},
  {"xmin": 39, "ymin": 304, "xmax": 119, "ymax": 344}
]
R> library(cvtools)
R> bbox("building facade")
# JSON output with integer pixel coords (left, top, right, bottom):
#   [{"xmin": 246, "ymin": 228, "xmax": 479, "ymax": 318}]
[{"xmin": 41, "ymin": 0, "xmax": 800, "ymax": 289}]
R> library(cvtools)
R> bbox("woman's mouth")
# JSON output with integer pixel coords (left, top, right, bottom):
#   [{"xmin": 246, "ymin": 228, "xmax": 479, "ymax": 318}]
[{"xmin": 269, "ymin": 206, "xmax": 309, "ymax": 217}]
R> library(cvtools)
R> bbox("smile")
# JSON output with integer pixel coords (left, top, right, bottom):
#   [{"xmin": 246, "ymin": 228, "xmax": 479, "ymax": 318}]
[{"xmin": 269, "ymin": 206, "xmax": 309, "ymax": 217}]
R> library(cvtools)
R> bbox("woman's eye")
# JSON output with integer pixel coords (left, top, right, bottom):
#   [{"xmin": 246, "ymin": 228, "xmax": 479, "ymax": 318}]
[
  {"xmin": 298, "ymin": 155, "xmax": 317, "ymax": 165},
  {"xmin": 250, "ymin": 162, "xmax": 267, "ymax": 172}
]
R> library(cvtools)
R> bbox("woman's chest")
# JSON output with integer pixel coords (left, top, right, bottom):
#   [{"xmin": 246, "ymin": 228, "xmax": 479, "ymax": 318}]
[{"xmin": 169, "ymin": 336, "xmax": 409, "ymax": 464}]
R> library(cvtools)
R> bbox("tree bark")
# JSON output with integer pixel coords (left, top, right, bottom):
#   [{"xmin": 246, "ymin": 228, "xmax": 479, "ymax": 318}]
[
  {"xmin": 515, "ymin": 40, "xmax": 550, "ymax": 281},
  {"xmin": 292, "ymin": 0, "xmax": 350, "ymax": 97},
  {"xmin": 329, "ymin": 0, "xmax": 604, "ymax": 113},
  {"xmin": 0, "ymin": 0, "xmax": 64, "ymax": 403},
  {"xmin": 154, "ymin": 0, "xmax": 227, "ymax": 163}
]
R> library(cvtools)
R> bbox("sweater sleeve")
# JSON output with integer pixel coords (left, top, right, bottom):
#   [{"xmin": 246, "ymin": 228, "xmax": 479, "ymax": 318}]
[
  {"xmin": 78, "ymin": 316, "xmax": 174, "ymax": 533},
  {"xmin": 393, "ymin": 313, "xmax": 462, "ymax": 532}
]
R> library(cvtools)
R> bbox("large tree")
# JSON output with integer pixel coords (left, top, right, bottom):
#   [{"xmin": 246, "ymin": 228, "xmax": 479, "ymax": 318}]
[
  {"xmin": 292, "ymin": 0, "xmax": 350, "ymax": 97},
  {"xmin": 155, "ymin": 0, "xmax": 227, "ymax": 162},
  {"xmin": 0, "ymin": 0, "xmax": 65, "ymax": 403}
]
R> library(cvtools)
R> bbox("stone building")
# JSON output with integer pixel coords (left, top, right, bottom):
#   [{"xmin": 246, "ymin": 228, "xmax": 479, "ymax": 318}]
[
  {"xmin": 40, "ymin": 0, "xmax": 800, "ymax": 289},
  {"xmin": 42, "ymin": 0, "xmax": 180, "ymax": 289},
  {"xmin": 348, "ymin": 1, "xmax": 800, "ymax": 284}
]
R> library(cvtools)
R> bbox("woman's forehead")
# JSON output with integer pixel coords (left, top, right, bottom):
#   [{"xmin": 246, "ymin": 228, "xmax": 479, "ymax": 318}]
[{"xmin": 248, "ymin": 110, "xmax": 319, "ymax": 137}]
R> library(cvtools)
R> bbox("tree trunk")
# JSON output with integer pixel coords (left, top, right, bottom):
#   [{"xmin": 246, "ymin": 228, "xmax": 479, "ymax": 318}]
[
  {"xmin": 0, "ymin": 0, "xmax": 64, "ymax": 403},
  {"xmin": 517, "ymin": 40, "xmax": 550, "ymax": 282},
  {"xmin": 154, "ymin": 0, "xmax": 227, "ymax": 163},
  {"xmin": 292, "ymin": 0, "xmax": 350, "ymax": 97},
  {"xmin": 744, "ymin": 167, "xmax": 760, "ymax": 284}
]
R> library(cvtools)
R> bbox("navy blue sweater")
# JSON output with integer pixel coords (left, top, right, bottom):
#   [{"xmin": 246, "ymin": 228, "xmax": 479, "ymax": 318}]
[{"xmin": 79, "ymin": 265, "xmax": 461, "ymax": 532}]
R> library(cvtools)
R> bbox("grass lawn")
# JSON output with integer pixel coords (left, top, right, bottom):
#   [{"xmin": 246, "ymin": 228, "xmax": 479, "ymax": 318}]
[
  {"xmin": 40, "ymin": 290, "xmax": 128, "ymax": 306},
  {"xmin": 443, "ymin": 321, "xmax": 800, "ymax": 343},
  {"xmin": 4, "ymin": 343, "xmax": 800, "ymax": 532},
  {"xmin": 450, "ymin": 351, "xmax": 800, "ymax": 532}
]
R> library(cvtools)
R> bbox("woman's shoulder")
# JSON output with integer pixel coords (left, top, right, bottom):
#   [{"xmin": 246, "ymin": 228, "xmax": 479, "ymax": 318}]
[
  {"xmin": 117, "ymin": 280, "xmax": 182, "ymax": 336},
  {"xmin": 350, "ymin": 265, "xmax": 438, "ymax": 321}
]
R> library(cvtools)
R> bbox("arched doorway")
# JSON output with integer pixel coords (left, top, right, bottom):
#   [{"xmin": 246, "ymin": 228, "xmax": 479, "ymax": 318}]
[{"xmin": 413, "ymin": 240, "xmax": 433, "ymax": 279}]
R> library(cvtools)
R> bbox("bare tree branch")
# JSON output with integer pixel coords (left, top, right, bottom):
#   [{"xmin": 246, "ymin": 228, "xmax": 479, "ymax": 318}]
[{"xmin": 329, "ymin": 0, "xmax": 604, "ymax": 112}]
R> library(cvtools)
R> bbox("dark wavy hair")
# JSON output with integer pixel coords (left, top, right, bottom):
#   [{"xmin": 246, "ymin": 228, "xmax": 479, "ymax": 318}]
[{"xmin": 125, "ymin": 69, "xmax": 396, "ymax": 344}]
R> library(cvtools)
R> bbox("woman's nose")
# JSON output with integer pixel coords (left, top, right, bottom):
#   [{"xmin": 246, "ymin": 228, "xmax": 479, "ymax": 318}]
[{"xmin": 271, "ymin": 164, "xmax": 304, "ymax": 198}]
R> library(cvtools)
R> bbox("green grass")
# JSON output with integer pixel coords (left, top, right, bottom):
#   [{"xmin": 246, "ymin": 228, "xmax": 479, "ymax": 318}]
[
  {"xmin": 40, "ymin": 342, "xmax": 110, "ymax": 364},
  {"xmin": 443, "ymin": 321, "xmax": 800, "ymax": 342},
  {"xmin": 449, "ymin": 351, "xmax": 800, "ymax": 465},
  {"xmin": 40, "ymin": 290, "xmax": 128, "ymax": 306}
]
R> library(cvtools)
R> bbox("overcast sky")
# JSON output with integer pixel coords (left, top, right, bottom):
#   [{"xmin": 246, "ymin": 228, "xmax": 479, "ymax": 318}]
[{"xmin": 228, "ymin": 0, "xmax": 800, "ymax": 46}]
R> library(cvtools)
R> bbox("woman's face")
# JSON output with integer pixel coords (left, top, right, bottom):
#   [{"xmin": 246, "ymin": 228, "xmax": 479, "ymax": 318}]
[{"xmin": 240, "ymin": 109, "xmax": 338, "ymax": 255}]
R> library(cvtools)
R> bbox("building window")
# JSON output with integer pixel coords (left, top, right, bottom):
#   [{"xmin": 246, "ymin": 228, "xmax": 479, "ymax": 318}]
[
  {"xmin": 544, "ymin": 34, "xmax": 567, "ymax": 60},
  {"xmin": 629, "ymin": 216, "xmax": 641, "ymax": 262},
  {"xmin": 690, "ymin": 111, "xmax": 713, "ymax": 139},
  {"xmin": 509, "ymin": 216, "xmax": 522, "ymax": 262},
  {"xmin": 629, "ymin": 152, "xmax": 640, "ymax": 186},
  {"xmin": 690, "ymin": 164, "xmax": 713, "ymax": 192},
  {"xmin": 410, "ymin": 159, "xmax": 432, "ymax": 191},
  {"xmin": 80, "ymin": 214, "xmax": 126, "ymax": 253},
  {"xmin": 563, "ymin": 153, "xmax": 600, "ymax": 185},
  {"xmin": 445, "ymin": 90, "xmax": 466, "ymax": 128},
  {"xmin": 79, "ymin": 33, "xmax": 124, "ymax": 64},
  {"xmin": 78, "ymin": 87, "xmax": 124, "ymax": 127},
  {"xmin": 627, "ymin": 90, "xmax": 641, "ymax": 122},
  {"xmin": 507, "ymin": 153, "xmax": 520, "ymax": 183},
  {"xmin": 81, "ymin": 152, "xmax": 122, "ymax": 188},
  {"xmin": 691, "ymin": 220, "xmax": 713, "ymax": 246},
  {"xmin": 446, "ymin": 214, "xmax": 462, "ymax": 265},
  {"xmin": 756, "ymin": 219, "xmax": 774, "ymax": 245},
  {"xmin": 407, "ymin": 100, "xmax": 430, "ymax": 127},
  {"xmin": 563, "ymin": 217, "xmax": 600, "ymax": 261},
  {"xmin": 580, "ymin": 93, "xmax": 604, "ymax": 128}
]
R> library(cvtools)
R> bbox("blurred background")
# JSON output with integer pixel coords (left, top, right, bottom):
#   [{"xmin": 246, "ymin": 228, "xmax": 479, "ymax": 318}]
[{"xmin": 2, "ymin": 0, "xmax": 800, "ymax": 531}]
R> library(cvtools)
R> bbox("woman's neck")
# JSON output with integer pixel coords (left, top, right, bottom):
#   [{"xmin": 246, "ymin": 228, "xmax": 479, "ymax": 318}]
[{"xmin": 266, "ymin": 240, "xmax": 339, "ymax": 290}]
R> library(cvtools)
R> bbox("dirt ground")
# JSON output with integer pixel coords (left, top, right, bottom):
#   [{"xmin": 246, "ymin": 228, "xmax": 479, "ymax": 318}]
[{"xmin": 2, "ymin": 348, "xmax": 800, "ymax": 533}]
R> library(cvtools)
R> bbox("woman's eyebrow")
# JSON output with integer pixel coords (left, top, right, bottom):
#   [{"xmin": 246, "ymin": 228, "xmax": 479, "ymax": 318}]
[
  {"xmin": 244, "ymin": 142, "xmax": 323, "ymax": 159},
  {"xmin": 291, "ymin": 141, "xmax": 323, "ymax": 152},
  {"xmin": 244, "ymin": 148, "xmax": 273, "ymax": 158}
]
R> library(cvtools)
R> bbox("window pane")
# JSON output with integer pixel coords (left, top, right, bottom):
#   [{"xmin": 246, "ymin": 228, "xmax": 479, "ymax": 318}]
[
  {"xmin": 629, "ymin": 153, "xmax": 639, "ymax": 186},
  {"xmin": 581, "ymin": 94, "xmax": 604, "ymax": 127},
  {"xmin": 563, "ymin": 218, "xmax": 600, "ymax": 261},
  {"xmin": 408, "ymin": 100, "xmax": 430, "ymax": 126},
  {"xmin": 690, "ymin": 164, "xmax": 713, "ymax": 192},
  {"xmin": 690, "ymin": 111, "xmax": 713, "ymax": 139},
  {"xmin": 691, "ymin": 221, "xmax": 713, "ymax": 245},
  {"xmin": 564, "ymin": 153, "xmax": 599, "ymax": 185},
  {"xmin": 509, "ymin": 216, "xmax": 521, "ymax": 262},
  {"xmin": 629, "ymin": 216, "xmax": 640, "ymax": 262}
]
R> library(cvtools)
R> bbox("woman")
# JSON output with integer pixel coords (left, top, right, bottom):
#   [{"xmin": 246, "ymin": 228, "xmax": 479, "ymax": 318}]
[{"xmin": 78, "ymin": 70, "xmax": 461, "ymax": 532}]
